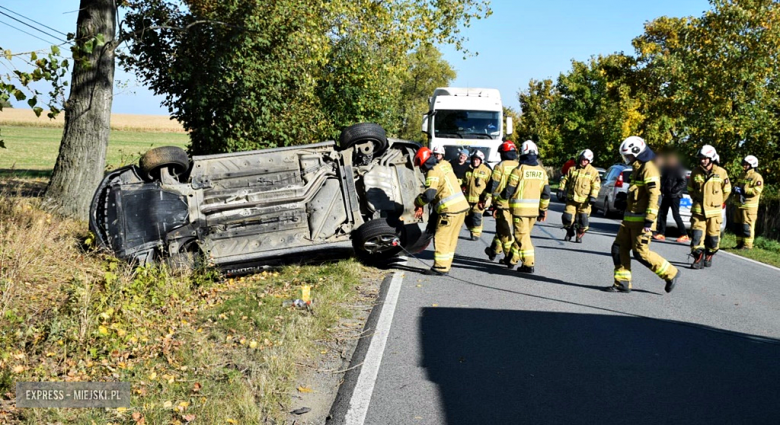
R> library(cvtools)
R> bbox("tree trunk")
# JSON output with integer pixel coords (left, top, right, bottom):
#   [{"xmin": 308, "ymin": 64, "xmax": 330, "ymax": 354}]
[{"xmin": 44, "ymin": 0, "xmax": 116, "ymax": 220}]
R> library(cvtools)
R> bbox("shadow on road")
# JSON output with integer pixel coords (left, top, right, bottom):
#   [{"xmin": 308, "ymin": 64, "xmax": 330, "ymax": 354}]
[
  {"xmin": 537, "ymin": 245, "xmax": 613, "ymax": 258},
  {"xmin": 420, "ymin": 308, "xmax": 780, "ymax": 425},
  {"xmin": 446, "ymin": 255, "xmax": 661, "ymax": 295}
]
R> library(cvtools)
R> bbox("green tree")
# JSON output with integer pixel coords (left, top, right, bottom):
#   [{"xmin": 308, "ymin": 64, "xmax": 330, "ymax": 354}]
[
  {"xmin": 122, "ymin": 0, "xmax": 491, "ymax": 154},
  {"xmin": 397, "ymin": 44, "xmax": 456, "ymax": 141},
  {"xmin": 516, "ymin": 79, "xmax": 562, "ymax": 162}
]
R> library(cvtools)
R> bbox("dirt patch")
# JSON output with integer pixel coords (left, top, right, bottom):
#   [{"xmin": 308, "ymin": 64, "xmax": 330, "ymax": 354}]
[{"xmin": 286, "ymin": 275, "xmax": 383, "ymax": 424}]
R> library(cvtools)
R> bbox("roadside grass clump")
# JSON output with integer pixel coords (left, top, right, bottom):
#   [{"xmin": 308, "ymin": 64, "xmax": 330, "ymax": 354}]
[
  {"xmin": 0, "ymin": 189, "xmax": 372, "ymax": 424},
  {"xmin": 721, "ymin": 231, "xmax": 780, "ymax": 268}
]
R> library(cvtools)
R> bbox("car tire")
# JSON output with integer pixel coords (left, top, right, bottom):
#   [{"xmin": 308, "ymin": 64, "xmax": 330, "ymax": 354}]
[
  {"xmin": 352, "ymin": 219, "xmax": 402, "ymax": 265},
  {"xmin": 139, "ymin": 146, "xmax": 190, "ymax": 181},
  {"xmin": 339, "ymin": 123, "xmax": 389, "ymax": 156}
]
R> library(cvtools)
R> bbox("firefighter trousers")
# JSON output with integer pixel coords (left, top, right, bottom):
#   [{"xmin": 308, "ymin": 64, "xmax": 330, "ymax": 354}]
[
  {"xmin": 490, "ymin": 208, "xmax": 514, "ymax": 256},
  {"xmin": 432, "ymin": 211, "xmax": 466, "ymax": 273},
  {"xmin": 465, "ymin": 203, "xmax": 486, "ymax": 237},
  {"xmin": 612, "ymin": 221, "xmax": 678, "ymax": 289},
  {"xmin": 690, "ymin": 214, "xmax": 722, "ymax": 254},
  {"xmin": 508, "ymin": 216, "xmax": 537, "ymax": 267},
  {"xmin": 562, "ymin": 201, "xmax": 592, "ymax": 233},
  {"xmin": 735, "ymin": 209, "xmax": 757, "ymax": 249}
]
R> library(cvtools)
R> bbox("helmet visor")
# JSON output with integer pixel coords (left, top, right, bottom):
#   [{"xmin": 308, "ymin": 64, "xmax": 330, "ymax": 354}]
[{"xmin": 621, "ymin": 153, "xmax": 633, "ymax": 164}]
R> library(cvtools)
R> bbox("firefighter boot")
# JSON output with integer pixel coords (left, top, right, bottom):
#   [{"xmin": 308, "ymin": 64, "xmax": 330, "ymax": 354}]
[
  {"xmin": 704, "ymin": 253, "xmax": 714, "ymax": 268},
  {"xmin": 503, "ymin": 256, "xmax": 515, "ymax": 270},
  {"xmin": 665, "ymin": 270, "xmax": 680, "ymax": 293},
  {"xmin": 564, "ymin": 226, "xmax": 575, "ymax": 242},
  {"xmin": 691, "ymin": 250, "xmax": 705, "ymax": 270},
  {"xmin": 575, "ymin": 231, "xmax": 585, "ymax": 243},
  {"xmin": 484, "ymin": 247, "xmax": 496, "ymax": 262},
  {"xmin": 604, "ymin": 281, "xmax": 631, "ymax": 293},
  {"xmin": 517, "ymin": 265, "xmax": 534, "ymax": 274}
]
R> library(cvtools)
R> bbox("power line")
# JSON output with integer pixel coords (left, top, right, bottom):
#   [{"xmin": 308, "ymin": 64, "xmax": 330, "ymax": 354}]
[
  {"xmin": 0, "ymin": 5, "xmax": 69, "ymax": 37},
  {"xmin": 0, "ymin": 10, "xmax": 67, "ymax": 44},
  {"xmin": 0, "ymin": 19, "xmax": 61, "ymax": 46}
]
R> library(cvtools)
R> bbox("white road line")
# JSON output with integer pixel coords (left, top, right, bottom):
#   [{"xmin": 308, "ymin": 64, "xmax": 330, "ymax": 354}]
[
  {"xmin": 721, "ymin": 250, "xmax": 780, "ymax": 273},
  {"xmin": 344, "ymin": 271, "xmax": 404, "ymax": 425}
]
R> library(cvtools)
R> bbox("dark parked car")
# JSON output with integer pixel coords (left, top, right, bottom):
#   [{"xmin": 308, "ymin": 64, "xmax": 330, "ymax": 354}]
[{"xmin": 90, "ymin": 123, "xmax": 431, "ymax": 275}]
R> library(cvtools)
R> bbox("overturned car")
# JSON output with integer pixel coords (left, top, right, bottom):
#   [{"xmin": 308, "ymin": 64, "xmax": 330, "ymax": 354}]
[{"xmin": 89, "ymin": 123, "xmax": 431, "ymax": 275}]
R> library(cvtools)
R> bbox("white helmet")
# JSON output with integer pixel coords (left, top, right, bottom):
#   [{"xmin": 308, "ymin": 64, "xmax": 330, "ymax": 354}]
[
  {"xmin": 743, "ymin": 155, "xmax": 758, "ymax": 169},
  {"xmin": 432, "ymin": 145, "xmax": 445, "ymax": 155},
  {"xmin": 697, "ymin": 144, "xmax": 717, "ymax": 161},
  {"xmin": 619, "ymin": 136, "xmax": 647, "ymax": 164},
  {"xmin": 471, "ymin": 150, "xmax": 485, "ymax": 161},
  {"xmin": 520, "ymin": 140, "xmax": 539, "ymax": 156},
  {"xmin": 713, "ymin": 153, "xmax": 720, "ymax": 164},
  {"xmin": 578, "ymin": 149, "xmax": 594, "ymax": 163}
]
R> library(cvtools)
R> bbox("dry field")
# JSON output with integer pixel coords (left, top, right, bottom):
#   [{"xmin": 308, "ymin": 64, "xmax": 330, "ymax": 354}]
[{"xmin": 0, "ymin": 108, "xmax": 185, "ymax": 133}]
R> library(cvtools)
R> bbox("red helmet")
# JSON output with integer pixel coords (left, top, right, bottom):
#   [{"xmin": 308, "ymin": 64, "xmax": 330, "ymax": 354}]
[
  {"xmin": 499, "ymin": 141, "xmax": 516, "ymax": 152},
  {"xmin": 414, "ymin": 147, "xmax": 433, "ymax": 167}
]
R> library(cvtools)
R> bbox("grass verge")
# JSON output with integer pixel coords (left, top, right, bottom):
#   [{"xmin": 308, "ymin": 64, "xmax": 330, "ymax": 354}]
[
  {"xmin": 721, "ymin": 231, "xmax": 780, "ymax": 268},
  {"xmin": 0, "ymin": 126, "xmax": 189, "ymax": 176},
  {"xmin": 0, "ymin": 190, "xmax": 374, "ymax": 424}
]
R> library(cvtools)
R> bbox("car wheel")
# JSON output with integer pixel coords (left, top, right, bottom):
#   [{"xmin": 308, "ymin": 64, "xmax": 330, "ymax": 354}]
[
  {"xmin": 139, "ymin": 146, "xmax": 190, "ymax": 181},
  {"xmin": 339, "ymin": 123, "xmax": 389, "ymax": 157},
  {"xmin": 352, "ymin": 219, "xmax": 402, "ymax": 265}
]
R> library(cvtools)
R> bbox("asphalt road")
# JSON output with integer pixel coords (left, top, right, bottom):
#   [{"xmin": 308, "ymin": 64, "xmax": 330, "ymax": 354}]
[{"xmin": 331, "ymin": 200, "xmax": 780, "ymax": 425}]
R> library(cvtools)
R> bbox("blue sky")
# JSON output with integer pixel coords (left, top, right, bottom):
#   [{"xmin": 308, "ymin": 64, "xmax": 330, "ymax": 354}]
[{"xmin": 2, "ymin": 0, "xmax": 711, "ymax": 115}]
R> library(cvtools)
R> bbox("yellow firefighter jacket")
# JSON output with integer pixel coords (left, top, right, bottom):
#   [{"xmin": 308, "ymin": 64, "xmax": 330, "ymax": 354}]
[
  {"xmin": 689, "ymin": 164, "xmax": 731, "ymax": 218},
  {"xmin": 484, "ymin": 160, "xmax": 519, "ymax": 209},
  {"xmin": 623, "ymin": 159, "xmax": 661, "ymax": 224},
  {"xmin": 414, "ymin": 161, "xmax": 469, "ymax": 214},
  {"xmin": 736, "ymin": 169, "xmax": 763, "ymax": 210},
  {"xmin": 560, "ymin": 163, "xmax": 601, "ymax": 203},
  {"xmin": 505, "ymin": 164, "xmax": 550, "ymax": 218},
  {"xmin": 464, "ymin": 163, "xmax": 492, "ymax": 204}
]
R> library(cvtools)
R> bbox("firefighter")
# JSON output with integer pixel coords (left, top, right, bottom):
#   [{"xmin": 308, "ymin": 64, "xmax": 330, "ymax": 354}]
[
  {"xmin": 464, "ymin": 150, "xmax": 492, "ymax": 241},
  {"xmin": 608, "ymin": 136, "xmax": 680, "ymax": 293},
  {"xmin": 733, "ymin": 155, "xmax": 763, "ymax": 250},
  {"xmin": 413, "ymin": 147, "xmax": 469, "ymax": 276},
  {"xmin": 560, "ymin": 149, "xmax": 601, "ymax": 243},
  {"xmin": 482, "ymin": 141, "xmax": 520, "ymax": 262},
  {"xmin": 432, "ymin": 145, "xmax": 445, "ymax": 162},
  {"xmin": 502, "ymin": 141, "xmax": 551, "ymax": 273},
  {"xmin": 450, "ymin": 148, "xmax": 471, "ymax": 186},
  {"xmin": 688, "ymin": 144, "xmax": 731, "ymax": 269}
]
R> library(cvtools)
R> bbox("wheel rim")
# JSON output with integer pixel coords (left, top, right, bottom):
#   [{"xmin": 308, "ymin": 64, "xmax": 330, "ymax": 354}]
[{"xmin": 362, "ymin": 234, "xmax": 399, "ymax": 254}]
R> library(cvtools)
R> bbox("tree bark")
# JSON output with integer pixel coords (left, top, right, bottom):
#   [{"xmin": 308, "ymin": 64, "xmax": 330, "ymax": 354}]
[{"xmin": 44, "ymin": 0, "xmax": 116, "ymax": 220}]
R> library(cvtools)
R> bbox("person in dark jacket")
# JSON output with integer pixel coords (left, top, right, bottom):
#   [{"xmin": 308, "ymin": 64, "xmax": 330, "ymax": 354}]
[
  {"xmin": 450, "ymin": 148, "xmax": 471, "ymax": 186},
  {"xmin": 654, "ymin": 154, "xmax": 689, "ymax": 242}
]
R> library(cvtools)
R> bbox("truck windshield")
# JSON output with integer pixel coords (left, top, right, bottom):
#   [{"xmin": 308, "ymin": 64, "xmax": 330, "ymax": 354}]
[{"xmin": 433, "ymin": 110, "xmax": 500, "ymax": 140}]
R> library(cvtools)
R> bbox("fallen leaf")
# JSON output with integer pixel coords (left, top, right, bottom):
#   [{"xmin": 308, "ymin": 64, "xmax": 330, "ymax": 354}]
[
  {"xmin": 290, "ymin": 407, "xmax": 311, "ymax": 415},
  {"xmin": 12, "ymin": 365, "xmax": 24, "ymax": 374},
  {"xmin": 192, "ymin": 382, "xmax": 202, "ymax": 393},
  {"xmin": 226, "ymin": 419, "xmax": 238, "ymax": 424},
  {"xmin": 182, "ymin": 414, "xmax": 196, "ymax": 423},
  {"xmin": 163, "ymin": 400, "xmax": 172, "ymax": 409},
  {"xmin": 297, "ymin": 386, "xmax": 313, "ymax": 393},
  {"xmin": 249, "ymin": 340, "xmax": 258, "ymax": 349}
]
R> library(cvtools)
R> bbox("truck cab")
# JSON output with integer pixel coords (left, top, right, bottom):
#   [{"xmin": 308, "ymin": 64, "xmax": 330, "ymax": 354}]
[{"xmin": 421, "ymin": 87, "xmax": 512, "ymax": 167}]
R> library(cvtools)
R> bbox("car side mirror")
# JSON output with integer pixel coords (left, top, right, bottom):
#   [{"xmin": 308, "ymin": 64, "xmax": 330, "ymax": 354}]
[
  {"xmin": 421, "ymin": 115, "xmax": 429, "ymax": 135},
  {"xmin": 506, "ymin": 117, "xmax": 513, "ymax": 136}
]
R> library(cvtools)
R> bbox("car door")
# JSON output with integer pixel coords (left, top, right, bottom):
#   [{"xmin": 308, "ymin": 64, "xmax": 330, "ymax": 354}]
[{"xmin": 598, "ymin": 166, "xmax": 617, "ymax": 205}]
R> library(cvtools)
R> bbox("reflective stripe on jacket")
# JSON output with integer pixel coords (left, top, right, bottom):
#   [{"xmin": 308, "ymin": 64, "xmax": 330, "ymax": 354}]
[
  {"xmin": 688, "ymin": 164, "xmax": 731, "ymax": 218},
  {"xmin": 736, "ymin": 169, "xmax": 763, "ymax": 210},
  {"xmin": 464, "ymin": 163, "xmax": 492, "ymax": 204},
  {"xmin": 506, "ymin": 164, "xmax": 550, "ymax": 217},
  {"xmin": 560, "ymin": 163, "xmax": 601, "ymax": 203},
  {"xmin": 414, "ymin": 162, "xmax": 469, "ymax": 214},
  {"xmin": 624, "ymin": 159, "xmax": 661, "ymax": 223},
  {"xmin": 486, "ymin": 160, "xmax": 519, "ymax": 209}
]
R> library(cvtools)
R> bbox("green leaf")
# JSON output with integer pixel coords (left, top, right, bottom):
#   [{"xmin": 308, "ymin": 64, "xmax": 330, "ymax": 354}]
[
  {"xmin": 3, "ymin": 49, "xmax": 11, "ymax": 60},
  {"xmin": 51, "ymin": 45, "xmax": 60, "ymax": 55},
  {"xmin": 95, "ymin": 33, "xmax": 106, "ymax": 46},
  {"xmin": 27, "ymin": 97, "xmax": 37, "ymax": 108},
  {"xmin": 82, "ymin": 40, "xmax": 95, "ymax": 55},
  {"xmin": 13, "ymin": 90, "xmax": 26, "ymax": 101},
  {"xmin": 33, "ymin": 107, "xmax": 43, "ymax": 117},
  {"xmin": 30, "ymin": 51, "xmax": 37, "ymax": 61},
  {"xmin": 0, "ymin": 140, "xmax": 5, "ymax": 149}
]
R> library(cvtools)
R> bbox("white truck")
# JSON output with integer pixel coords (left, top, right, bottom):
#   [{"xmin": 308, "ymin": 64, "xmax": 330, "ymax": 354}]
[{"xmin": 421, "ymin": 87, "xmax": 513, "ymax": 167}]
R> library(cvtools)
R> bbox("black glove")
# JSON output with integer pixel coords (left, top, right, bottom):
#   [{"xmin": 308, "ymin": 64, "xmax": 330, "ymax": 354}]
[
  {"xmin": 538, "ymin": 210, "xmax": 547, "ymax": 222},
  {"xmin": 589, "ymin": 196, "xmax": 597, "ymax": 205}
]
